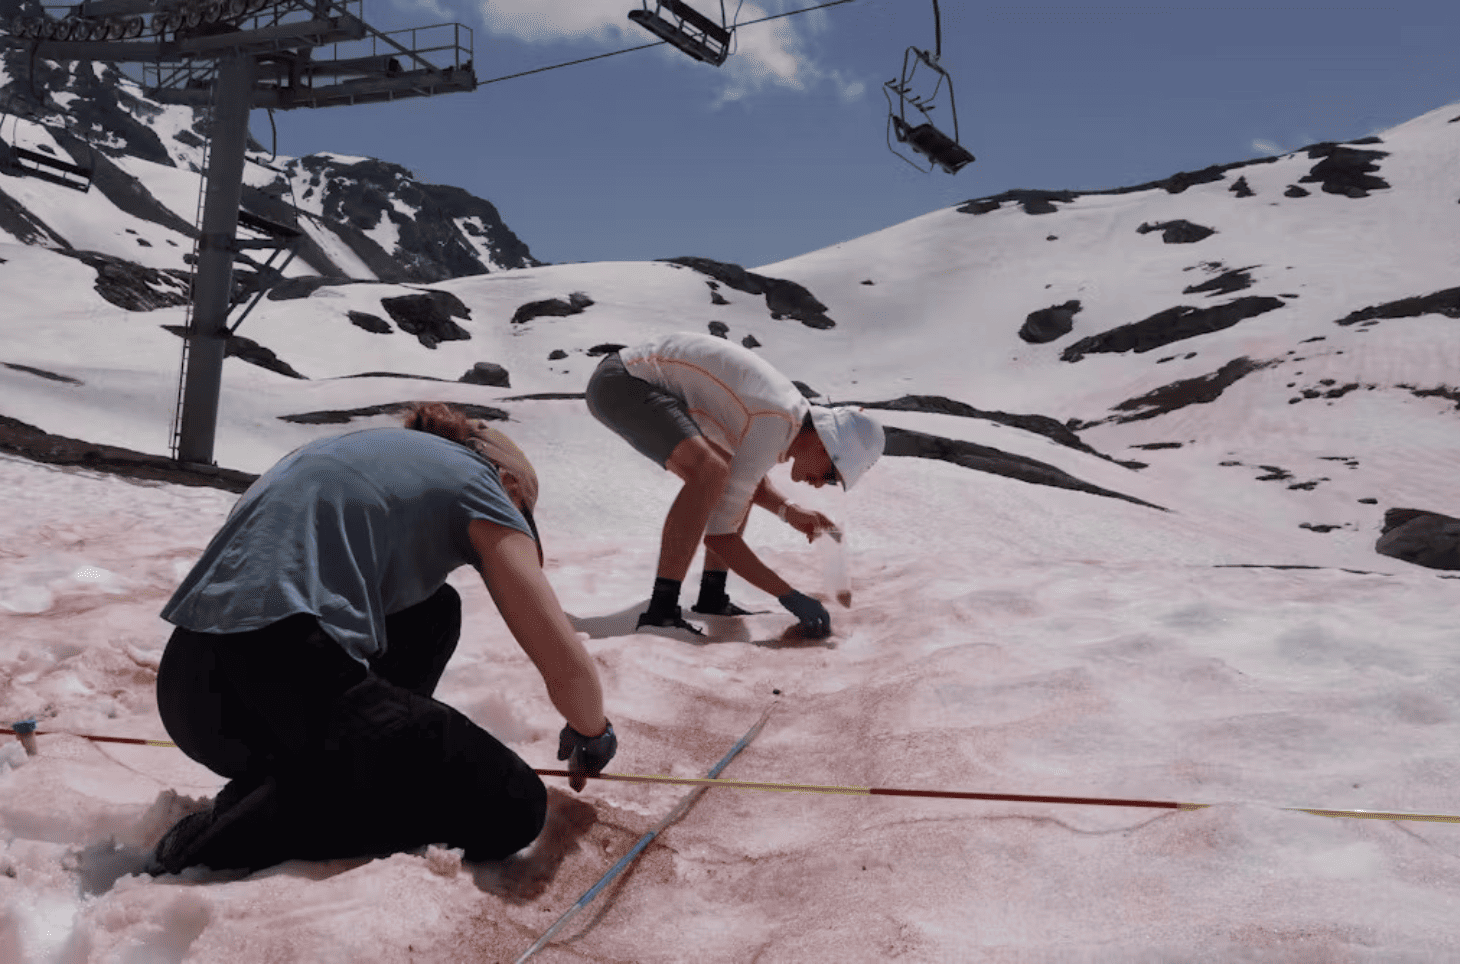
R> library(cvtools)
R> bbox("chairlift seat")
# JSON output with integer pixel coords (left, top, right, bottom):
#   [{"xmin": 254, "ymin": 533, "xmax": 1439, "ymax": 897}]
[
  {"xmin": 629, "ymin": 0, "xmax": 730, "ymax": 66},
  {"xmin": 892, "ymin": 117, "xmax": 974, "ymax": 175},
  {"xmin": 2, "ymin": 143, "xmax": 94, "ymax": 191}
]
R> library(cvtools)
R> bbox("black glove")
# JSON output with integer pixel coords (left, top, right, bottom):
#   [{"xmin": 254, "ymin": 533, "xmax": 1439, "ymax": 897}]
[
  {"xmin": 557, "ymin": 720, "xmax": 617, "ymax": 791},
  {"xmin": 778, "ymin": 590, "xmax": 831, "ymax": 638}
]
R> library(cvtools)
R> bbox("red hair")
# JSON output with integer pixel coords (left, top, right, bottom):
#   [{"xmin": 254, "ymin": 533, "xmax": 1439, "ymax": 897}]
[{"xmin": 401, "ymin": 402, "xmax": 478, "ymax": 446}]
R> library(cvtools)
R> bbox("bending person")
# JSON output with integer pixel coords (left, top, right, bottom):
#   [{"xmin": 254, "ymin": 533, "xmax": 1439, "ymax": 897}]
[
  {"xmin": 146, "ymin": 403, "xmax": 616, "ymax": 876},
  {"xmin": 585, "ymin": 332, "xmax": 884, "ymax": 638}
]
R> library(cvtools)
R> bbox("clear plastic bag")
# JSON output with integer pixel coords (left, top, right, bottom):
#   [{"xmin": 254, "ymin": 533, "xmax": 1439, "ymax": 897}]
[{"xmin": 814, "ymin": 528, "xmax": 852, "ymax": 608}]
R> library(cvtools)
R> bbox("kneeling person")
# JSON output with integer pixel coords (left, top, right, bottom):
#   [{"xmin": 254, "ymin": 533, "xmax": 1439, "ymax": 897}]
[{"xmin": 146, "ymin": 403, "xmax": 616, "ymax": 875}]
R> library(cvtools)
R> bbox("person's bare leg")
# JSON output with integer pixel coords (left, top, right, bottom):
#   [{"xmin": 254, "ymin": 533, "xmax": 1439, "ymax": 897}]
[{"xmin": 659, "ymin": 436, "xmax": 730, "ymax": 582}]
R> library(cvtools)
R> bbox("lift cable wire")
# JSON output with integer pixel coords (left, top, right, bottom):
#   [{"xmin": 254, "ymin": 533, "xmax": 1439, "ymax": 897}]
[{"xmin": 476, "ymin": 0, "xmax": 857, "ymax": 87}]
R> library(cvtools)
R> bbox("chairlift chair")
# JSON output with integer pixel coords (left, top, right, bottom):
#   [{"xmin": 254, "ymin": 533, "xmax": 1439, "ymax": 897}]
[
  {"xmin": 628, "ymin": 0, "xmax": 732, "ymax": 67},
  {"xmin": 884, "ymin": 1, "xmax": 975, "ymax": 175},
  {"xmin": 0, "ymin": 132, "xmax": 94, "ymax": 192}
]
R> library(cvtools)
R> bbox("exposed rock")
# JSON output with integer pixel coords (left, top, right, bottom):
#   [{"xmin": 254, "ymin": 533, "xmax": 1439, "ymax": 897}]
[
  {"xmin": 3, "ymin": 362, "xmax": 82, "ymax": 385},
  {"xmin": 511, "ymin": 292, "xmax": 593, "ymax": 324},
  {"xmin": 62, "ymin": 250, "xmax": 191, "ymax": 311},
  {"xmin": 1137, "ymin": 220, "xmax": 1216, "ymax": 244},
  {"xmin": 710, "ymin": 290, "xmax": 730, "ymax": 306},
  {"xmin": 742, "ymin": 334, "xmax": 761, "ymax": 349},
  {"xmin": 958, "ymin": 190, "xmax": 1077, "ymax": 216},
  {"xmin": 1105, "ymin": 357, "xmax": 1274, "ymax": 424},
  {"xmin": 1284, "ymin": 185, "xmax": 1311, "ymax": 198},
  {"xmin": 547, "ymin": 349, "xmax": 567, "ymax": 361},
  {"xmin": 1229, "ymin": 176, "xmax": 1255, "ymax": 198},
  {"xmin": 834, "ymin": 393, "xmax": 1135, "ymax": 467},
  {"xmin": 1299, "ymin": 143, "xmax": 1390, "ymax": 197},
  {"xmin": 268, "ymin": 277, "xmax": 358, "ymax": 300},
  {"xmin": 459, "ymin": 362, "xmax": 510, "ymax": 387},
  {"xmin": 883, "ymin": 426, "xmax": 1163, "ymax": 509},
  {"xmin": 662, "ymin": 257, "xmax": 835, "ymax": 330},
  {"xmin": 1019, "ymin": 300, "xmax": 1081, "ymax": 344},
  {"xmin": 283, "ymin": 154, "xmax": 540, "ymax": 282},
  {"xmin": 793, "ymin": 381, "xmax": 821, "ymax": 399},
  {"xmin": 347, "ymin": 310, "xmax": 394, "ymax": 334},
  {"xmin": 588, "ymin": 343, "xmax": 625, "ymax": 356},
  {"xmin": 281, "ymin": 402, "xmax": 510, "ymax": 425},
  {"xmin": 381, "ymin": 291, "xmax": 472, "ymax": 348},
  {"xmin": 1184, "ymin": 266, "xmax": 1255, "ymax": 296},
  {"xmin": 708, "ymin": 322, "xmax": 729, "ymax": 338},
  {"xmin": 161, "ymin": 325, "xmax": 307, "ymax": 378},
  {"xmin": 957, "ymin": 158, "xmax": 1276, "ymax": 218},
  {"xmin": 1336, "ymin": 285, "xmax": 1460, "ymax": 326},
  {"xmin": 1061, "ymin": 296, "xmax": 1286, "ymax": 361},
  {"xmin": 0, "ymin": 413, "xmax": 257, "ymax": 492},
  {"xmin": 1375, "ymin": 508, "xmax": 1460, "ymax": 570}
]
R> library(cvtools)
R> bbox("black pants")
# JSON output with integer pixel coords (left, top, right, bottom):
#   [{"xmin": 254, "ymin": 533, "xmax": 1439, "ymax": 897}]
[{"xmin": 155, "ymin": 584, "xmax": 546, "ymax": 870}]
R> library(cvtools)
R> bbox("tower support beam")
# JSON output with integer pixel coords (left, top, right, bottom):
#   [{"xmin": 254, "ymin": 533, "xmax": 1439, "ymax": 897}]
[{"xmin": 175, "ymin": 52, "xmax": 255, "ymax": 466}]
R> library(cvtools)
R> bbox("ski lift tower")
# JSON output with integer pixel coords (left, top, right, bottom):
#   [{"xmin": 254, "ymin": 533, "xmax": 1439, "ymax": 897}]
[{"xmin": 3, "ymin": 0, "xmax": 477, "ymax": 466}]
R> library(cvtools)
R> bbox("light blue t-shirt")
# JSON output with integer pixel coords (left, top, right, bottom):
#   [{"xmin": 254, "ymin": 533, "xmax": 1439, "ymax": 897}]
[{"xmin": 161, "ymin": 427, "xmax": 534, "ymax": 665}]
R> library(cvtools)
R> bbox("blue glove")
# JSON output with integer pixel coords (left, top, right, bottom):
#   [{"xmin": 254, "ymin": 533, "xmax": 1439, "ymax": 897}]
[
  {"xmin": 557, "ymin": 721, "xmax": 617, "ymax": 791},
  {"xmin": 778, "ymin": 590, "xmax": 831, "ymax": 638}
]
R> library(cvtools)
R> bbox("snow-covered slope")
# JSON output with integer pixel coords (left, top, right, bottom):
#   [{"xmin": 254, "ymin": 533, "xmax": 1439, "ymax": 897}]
[{"xmin": 0, "ymin": 99, "xmax": 1458, "ymax": 962}]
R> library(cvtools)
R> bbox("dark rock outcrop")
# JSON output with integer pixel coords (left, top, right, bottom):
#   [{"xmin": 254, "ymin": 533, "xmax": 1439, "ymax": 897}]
[
  {"xmin": 3, "ymin": 362, "xmax": 82, "ymax": 384},
  {"xmin": 1229, "ymin": 176, "xmax": 1255, "ymax": 198},
  {"xmin": 1184, "ymin": 266, "xmax": 1255, "ymax": 296},
  {"xmin": 1299, "ymin": 143, "xmax": 1390, "ymax": 198},
  {"xmin": 1061, "ymin": 296, "xmax": 1286, "ymax": 361},
  {"xmin": 511, "ymin": 292, "xmax": 593, "ymax": 324},
  {"xmin": 346, "ymin": 310, "xmax": 394, "ymax": 334},
  {"xmin": 281, "ymin": 154, "xmax": 540, "ymax": 282},
  {"xmin": 62, "ymin": 249, "xmax": 191, "ymax": 311},
  {"xmin": 1137, "ymin": 220, "xmax": 1216, "ymax": 244},
  {"xmin": 459, "ymin": 362, "xmax": 510, "ymax": 387},
  {"xmin": 381, "ymin": 291, "xmax": 472, "ymax": 348},
  {"xmin": 883, "ymin": 426, "xmax": 1163, "ymax": 510},
  {"xmin": 161, "ymin": 325, "xmax": 307, "ymax": 378},
  {"xmin": 0, "ymin": 413, "xmax": 257, "ymax": 492},
  {"xmin": 1019, "ymin": 300, "xmax": 1081, "ymax": 344},
  {"xmin": 1104, "ymin": 357, "xmax": 1274, "ymax": 423},
  {"xmin": 1336, "ymin": 285, "xmax": 1460, "ymax": 326},
  {"xmin": 1375, "ymin": 508, "xmax": 1460, "ymax": 570},
  {"xmin": 834, "ymin": 393, "xmax": 1135, "ymax": 467},
  {"xmin": 662, "ymin": 257, "xmax": 835, "ymax": 330}
]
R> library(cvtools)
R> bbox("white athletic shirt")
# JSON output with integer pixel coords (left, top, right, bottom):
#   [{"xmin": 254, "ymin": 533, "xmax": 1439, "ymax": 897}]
[{"xmin": 619, "ymin": 332, "xmax": 809, "ymax": 535}]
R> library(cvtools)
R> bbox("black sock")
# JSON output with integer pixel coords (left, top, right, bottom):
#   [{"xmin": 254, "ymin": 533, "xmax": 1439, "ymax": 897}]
[
  {"xmin": 697, "ymin": 570, "xmax": 728, "ymax": 607},
  {"xmin": 649, "ymin": 577, "xmax": 682, "ymax": 615}
]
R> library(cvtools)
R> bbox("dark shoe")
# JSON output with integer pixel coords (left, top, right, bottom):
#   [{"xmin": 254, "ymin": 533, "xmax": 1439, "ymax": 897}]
[
  {"xmin": 142, "ymin": 777, "xmax": 283, "ymax": 876},
  {"xmin": 690, "ymin": 596, "xmax": 757, "ymax": 616},
  {"xmin": 636, "ymin": 604, "xmax": 704, "ymax": 636}
]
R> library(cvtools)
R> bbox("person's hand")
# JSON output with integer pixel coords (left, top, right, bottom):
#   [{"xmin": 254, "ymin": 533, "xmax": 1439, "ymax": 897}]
[
  {"xmin": 558, "ymin": 721, "xmax": 617, "ymax": 791},
  {"xmin": 778, "ymin": 590, "xmax": 831, "ymax": 638},
  {"xmin": 785, "ymin": 504, "xmax": 839, "ymax": 544}
]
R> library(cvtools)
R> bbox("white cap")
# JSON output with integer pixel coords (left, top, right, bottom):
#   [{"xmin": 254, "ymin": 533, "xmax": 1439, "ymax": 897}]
[{"xmin": 809, "ymin": 406, "xmax": 884, "ymax": 490}]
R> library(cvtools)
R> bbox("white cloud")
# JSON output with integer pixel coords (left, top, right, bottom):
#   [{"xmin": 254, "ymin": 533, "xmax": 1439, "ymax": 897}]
[{"xmin": 1251, "ymin": 139, "xmax": 1282, "ymax": 156}]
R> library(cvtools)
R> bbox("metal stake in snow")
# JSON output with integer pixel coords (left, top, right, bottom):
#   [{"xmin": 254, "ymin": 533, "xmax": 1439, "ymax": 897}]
[{"xmin": 513, "ymin": 693, "xmax": 782, "ymax": 964}]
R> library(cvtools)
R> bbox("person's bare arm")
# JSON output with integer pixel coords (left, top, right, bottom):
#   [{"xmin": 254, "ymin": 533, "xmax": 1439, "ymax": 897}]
[
  {"xmin": 750, "ymin": 478, "xmax": 838, "ymax": 542},
  {"xmin": 469, "ymin": 519, "xmax": 606, "ymax": 737}
]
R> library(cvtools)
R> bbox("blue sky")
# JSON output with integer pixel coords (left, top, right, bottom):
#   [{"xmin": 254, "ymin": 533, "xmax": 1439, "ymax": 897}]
[{"xmin": 258, "ymin": 0, "xmax": 1460, "ymax": 269}]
